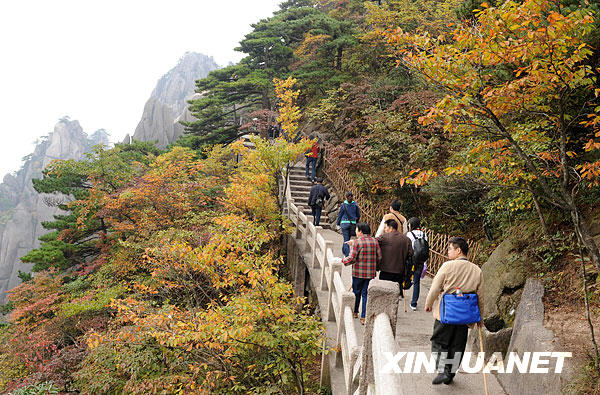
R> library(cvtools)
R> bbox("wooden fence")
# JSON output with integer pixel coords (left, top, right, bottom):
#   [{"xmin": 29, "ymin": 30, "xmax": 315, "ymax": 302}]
[
  {"xmin": 322, "ymin": 156, "xmax": 384, "ymax": 233},
  {"xmin": 322, "ymin": 154, "xmax": 481, "ymax": 275}
]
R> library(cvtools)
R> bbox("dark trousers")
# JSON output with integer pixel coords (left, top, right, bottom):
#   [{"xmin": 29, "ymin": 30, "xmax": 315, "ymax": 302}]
[
  {"xmin": 411, "ymin": 266, "xmax": 422, "ymax": 307},
  {"xmin": 379, "ymin": 271, "xmax": 404, "ymax": 298},
  {"xmin": 311, "ymin": 205, "xmax": 322, "ymax": 226},
  {"xmin": 352, "ymin": 277, "xmax": 371, "ymax": 318},
  {"xmin": 306, "ymin": 157, "xmax": 317, "ymax": 181},
  {"xmin": 341, "ymin": 223, "xmax": 356, "ymax": 257},
  {"xmin": 431, "ymin": 319, "xmax": 468, "ymax": 377}
]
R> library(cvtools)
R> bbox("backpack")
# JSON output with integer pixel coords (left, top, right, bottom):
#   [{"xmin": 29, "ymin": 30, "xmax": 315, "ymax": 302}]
[
  {"xmin": 342, "ymin": 202, "xmax": 358, "ymax": 222},
  {"xmin": 315, "ymin": 196, "xmax": 324, "ymax": 208},
  {"xmin": 411, "ymin": 231, "xmax": 429, "ymax": 265}
]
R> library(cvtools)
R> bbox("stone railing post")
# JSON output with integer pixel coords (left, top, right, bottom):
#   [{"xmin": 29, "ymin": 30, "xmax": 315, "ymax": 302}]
[
  {"xmin": 326, "ymin": 259, "xmax": 343, "ymax": 322},
  {"xmin": 311, "ymin": 226, "xmax": 322, "ymax": 268},
  {"xmin": 319, "ymin": 242, "xmax": 333, "ymax": 291},
  {"xmin": 304, "ymin": 215, "xmax": 314, "ymax": 254},
  {"xmin": 358, "ymin": 279, "xmax": 400, "ymax": 394},
  {"xmin": 295, "ymin": 204, "xmax": 303, "ymax": 240},
  {"xmin": 335, "ymin": 291, "xmax": 356, "ymax": 367}
]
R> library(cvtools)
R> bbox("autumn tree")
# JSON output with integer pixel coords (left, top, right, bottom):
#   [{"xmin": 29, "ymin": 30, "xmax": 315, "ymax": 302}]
[
  {"xmin": 22, "ymin": 142, "xmax": 159, "ymax": 273},
  {"xmin": 274, "ymin": 77, "xmax": 302, "ymax": 141},
  {"xmin": 377, "ymin": 0, "xmax": 600, "ymax": 363},
  {"xmin": 381, "ymin": 0, "xmax": 600, "ymax": 269}
]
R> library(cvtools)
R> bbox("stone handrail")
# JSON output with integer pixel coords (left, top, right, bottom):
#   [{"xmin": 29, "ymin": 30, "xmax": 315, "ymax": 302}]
[{"xmin": 285, "ymin": 173, "xmax": 403, "ymax": 395}]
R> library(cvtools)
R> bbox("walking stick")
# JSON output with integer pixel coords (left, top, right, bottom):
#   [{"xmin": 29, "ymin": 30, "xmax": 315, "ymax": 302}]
[{"xmin": 478, "ymin": 325, "xmax": 489, "ymax": 395}]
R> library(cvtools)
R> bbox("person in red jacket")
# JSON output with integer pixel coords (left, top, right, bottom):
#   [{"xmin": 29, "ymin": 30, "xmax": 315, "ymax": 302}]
[{"xmin": 305, "ymin": 138, "xmax": 320, "ymax": 182}]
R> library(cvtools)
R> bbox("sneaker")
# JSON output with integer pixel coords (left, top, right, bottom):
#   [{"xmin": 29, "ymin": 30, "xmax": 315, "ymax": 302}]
[
  {"xmin": 353, "ymin": 312, "xmax": 358, "ymax": 319},
  {"xmin": 360, "ymin": 318, "xmax": 365, "ymax": 325},
  {"xmin": 410, "ymin": 305, "xmax": 417, "ymax": 311}
]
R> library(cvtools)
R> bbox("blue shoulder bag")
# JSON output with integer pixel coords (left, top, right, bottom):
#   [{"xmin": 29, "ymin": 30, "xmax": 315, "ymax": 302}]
[{"xmin": 440, "ymin": 291, "xmax": 481, "ymax": 325}]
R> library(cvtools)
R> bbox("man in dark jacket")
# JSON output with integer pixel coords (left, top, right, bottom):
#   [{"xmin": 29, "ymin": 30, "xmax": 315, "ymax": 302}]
[
  {"xmin": 376, "ymin": 219, "xmax": 413, "ymax": 297},
  {"xmin": 307, "ymin": 177, "xmax": 330, "ymax": 226},
  {"xmin": 336, "ymin": 192, "xmax": 361, "ymax": 257}
]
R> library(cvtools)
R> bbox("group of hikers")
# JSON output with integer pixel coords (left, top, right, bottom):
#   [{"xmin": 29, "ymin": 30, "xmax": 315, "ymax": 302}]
[
  {"xmin": 338, "ymin": 197, "xmax": 428, "ymax": 315},
  {"xmin": 305, "ymin": 150, "xmax": 485, "ymax": 386}
]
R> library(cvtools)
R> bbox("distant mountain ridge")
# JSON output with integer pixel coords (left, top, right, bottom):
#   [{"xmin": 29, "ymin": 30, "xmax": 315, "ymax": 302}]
[
  {"xmin": 0, "ymin": 51, "xmax": 216, "ymax": 303},
  {"xmin": 129, "ymin": 52, "xmax": 219, "ymax": 148},
  {"xmin": 0, "ymin": 119, "xmax": 109, "ymax": 302}
]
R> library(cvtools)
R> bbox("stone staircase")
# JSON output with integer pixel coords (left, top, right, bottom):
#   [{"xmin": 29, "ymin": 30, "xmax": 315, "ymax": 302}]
[{"xmin": 287, "ymin": 163, "xmax": 340, "ymax": 229}]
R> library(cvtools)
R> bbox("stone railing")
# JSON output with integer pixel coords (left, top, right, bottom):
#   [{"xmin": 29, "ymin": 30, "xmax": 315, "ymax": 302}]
[{"xmin": 285, "ymin": 173, "xmax": 403, "ymax": 395}]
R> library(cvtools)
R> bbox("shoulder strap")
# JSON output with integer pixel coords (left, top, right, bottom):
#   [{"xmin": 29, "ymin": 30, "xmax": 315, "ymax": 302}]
[{"xmin": 391, "ymin": 212, "xmax": 404, "ymax": 227}]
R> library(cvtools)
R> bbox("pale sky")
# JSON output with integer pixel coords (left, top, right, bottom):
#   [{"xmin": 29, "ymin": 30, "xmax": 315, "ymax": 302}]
[{"xmin": 0, "ymin": 0, "xmax": 282, "ymax": 176}]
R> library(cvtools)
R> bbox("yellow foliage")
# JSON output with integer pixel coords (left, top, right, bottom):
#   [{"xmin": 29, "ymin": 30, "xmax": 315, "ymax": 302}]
[{"xmin": 274, "ymin": 77, "xmax": 302, "ymax": 141}]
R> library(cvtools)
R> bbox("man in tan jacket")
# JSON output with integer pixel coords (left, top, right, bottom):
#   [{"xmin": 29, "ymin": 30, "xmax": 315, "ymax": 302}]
[
  {"xmin": 425, "ymin": 236, "xmax": 484, "ymax": 385},
  {"xmin": 375, "ymin": 200, "xmax": 407, "ymax": 236}
]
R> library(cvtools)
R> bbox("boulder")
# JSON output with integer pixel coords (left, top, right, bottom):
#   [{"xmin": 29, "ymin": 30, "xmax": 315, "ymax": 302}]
[
  {"xmin": 589, "ymin": 211, "xmax": 600, "ymax": 237},
  {"xmin": 480, "ymin": 238, "xmax": 526, "ymax": 331},
  {"xmin": 467, "ymin": 326, "xmax": 513, "ymax": 362},
  {"xmin": 498, "ymin": 278, "xmax": 571, "ymax": 395}
]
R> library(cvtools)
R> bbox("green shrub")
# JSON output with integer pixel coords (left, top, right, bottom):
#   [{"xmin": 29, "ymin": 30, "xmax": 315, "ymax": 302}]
[
  {"xmin": 60, "ymin": 285, "xmax": 124, "ymax": 318},
  {"xmin": 8, "ymin": 382, "xmax": 58, "ymax": 395}
]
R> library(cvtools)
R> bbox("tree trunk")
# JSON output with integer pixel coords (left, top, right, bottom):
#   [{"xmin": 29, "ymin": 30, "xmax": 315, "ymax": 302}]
[
  {"xmin": 529, "ymin": 185, "xmax": 550, "ymax": 239},
  {"xmin": 480, "ymin": 102, "xmax": 600, "ymax": 270},
  {"xmin": 262, "ymin": 88, "xmax": 271, "ymax": 110},
  {"xmin": 578, "ymin": 245, "xmax": 600, "ymax": 367},
  {"xmin": 571, "ymin": 207, "xmax": 600, "ymax": 273}
]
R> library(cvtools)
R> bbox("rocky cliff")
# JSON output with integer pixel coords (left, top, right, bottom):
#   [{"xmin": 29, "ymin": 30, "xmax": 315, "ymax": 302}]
[
  {"xmin": 0, "ymin": 119, "xmax": 108, "ymax": 303},
  {"xmin": 132, "ymin": 52, "xmax": 219, "ymax": 148}
]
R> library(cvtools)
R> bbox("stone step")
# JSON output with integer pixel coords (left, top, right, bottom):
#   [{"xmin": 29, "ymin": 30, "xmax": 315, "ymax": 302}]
[
  {"xmin": 289, "ymin": 179, "xmax": 314, "ymax": 186},
  {"xmin": 290, "ymin": 179, "xmax": 313, "ymax": 185},
  {"xmin": 290, "ymin": 183, "xmax": 314, "ymax": 189},
  {"xmin": 291, "ymin": 184, "xmax": 313, "ymax": 191},
  {"xmin": 291, "ymin": 191, "xmax": 311, "ymax": 197}
]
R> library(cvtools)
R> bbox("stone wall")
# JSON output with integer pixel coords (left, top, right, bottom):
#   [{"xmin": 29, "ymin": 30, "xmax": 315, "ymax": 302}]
[{"xmin": 500, "ymin": 279, "xmax": 571, "ymax": 394}]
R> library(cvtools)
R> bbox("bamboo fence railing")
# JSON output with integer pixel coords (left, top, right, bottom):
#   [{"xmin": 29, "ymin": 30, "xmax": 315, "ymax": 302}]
[
  {"xmin": 322, "ymin": 156, "xmax": 385, "ymax": 233},
  {"xmin": 322, "ymin": 154, "xmax": 481, "ymax": 276}
]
